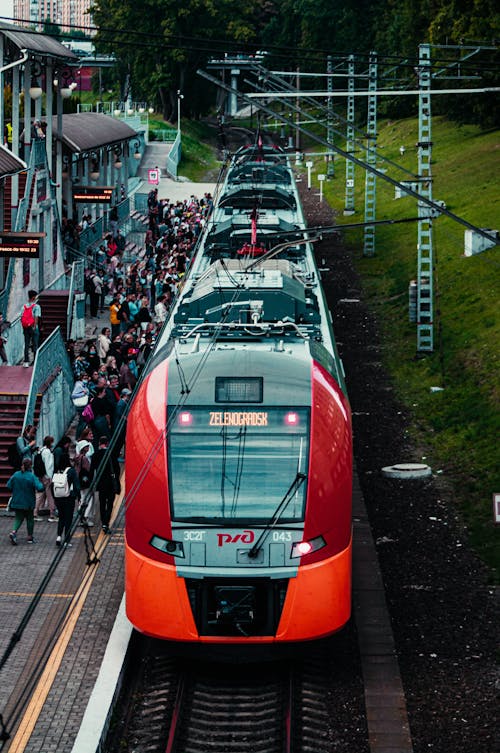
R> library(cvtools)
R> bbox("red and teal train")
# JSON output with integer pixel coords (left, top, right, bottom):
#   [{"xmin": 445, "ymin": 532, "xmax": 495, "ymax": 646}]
[{"xmin": 124, "ymin": 140, "xmax": 352, "ymax": 644}]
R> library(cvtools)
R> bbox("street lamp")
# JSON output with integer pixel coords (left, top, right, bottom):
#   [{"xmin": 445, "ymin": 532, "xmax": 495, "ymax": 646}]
[{"xmin": 177, "ymin": 90, "xmax": 184, "ymax": 135}]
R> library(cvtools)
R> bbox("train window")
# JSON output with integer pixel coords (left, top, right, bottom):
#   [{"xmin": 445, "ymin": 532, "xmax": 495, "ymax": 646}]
[
  {"xmin": 215, "ymin": 376, "xmax": 263, "ymax": 403},
  {"xmin": 167, "ymin": 407, "xmax": 309, "ymax": 522}
]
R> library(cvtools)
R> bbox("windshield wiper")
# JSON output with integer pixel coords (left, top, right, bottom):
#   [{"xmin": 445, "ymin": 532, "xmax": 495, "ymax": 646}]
[{"xmin": 247, "ymin": 472, "xmax": 307, "ymax": 559}]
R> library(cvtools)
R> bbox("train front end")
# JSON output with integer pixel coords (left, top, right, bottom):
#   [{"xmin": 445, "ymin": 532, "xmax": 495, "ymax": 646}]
[{"xmin": 125, "ymin": 345, "xmax": 352, "ymax": 644}]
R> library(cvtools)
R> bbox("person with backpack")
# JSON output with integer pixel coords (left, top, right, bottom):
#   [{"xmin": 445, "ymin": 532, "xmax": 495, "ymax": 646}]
[
  {"xmin": 33, "ymin": 435, "xmax": 57, "ymax": 522},
  {"xmin": 7, "ymin": 457, "xmax": 44, "ymax": 545},
  {"xmin": 21, "ymin": 289, "xmax": 41, "ymax": 367},
  {"xmin": 52, "ymin": 454, "xmax": 80, "ymax": 548}
]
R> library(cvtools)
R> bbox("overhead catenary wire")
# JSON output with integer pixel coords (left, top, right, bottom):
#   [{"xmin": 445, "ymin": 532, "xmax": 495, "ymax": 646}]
[
  {"xmin": 1, "ymin": 15, "xmax": 497, "ymax": 73},
  {"xmin": 199, "ymin": 67, "xmax": 500, "ymax": 248}
]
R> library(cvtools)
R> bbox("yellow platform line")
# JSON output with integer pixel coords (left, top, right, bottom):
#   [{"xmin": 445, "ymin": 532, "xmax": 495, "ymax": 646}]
[
  {"xmin": 0, "ymin": 592, "xmax": 74, "ymax": 599},
  {"xmin": 7, "ymin": 532, "xmax": 106, "ymax": 753},
  {"xmin": 6, "ymin": 481, "xmax": 125, "ymax": 753}
]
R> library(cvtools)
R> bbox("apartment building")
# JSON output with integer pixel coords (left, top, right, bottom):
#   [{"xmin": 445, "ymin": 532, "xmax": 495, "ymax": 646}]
[{"xmin": 13, "ymin": 0, "xmax": 93, "ymax": 36}]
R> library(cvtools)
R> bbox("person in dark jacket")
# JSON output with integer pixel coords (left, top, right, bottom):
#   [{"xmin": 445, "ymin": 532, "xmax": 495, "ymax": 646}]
[
  {"xmin": 7, "ymin": 457, "xmax": 44, "ymax": 544},
  {"xmin": 91, "ymin": 436, "xmax": 120, "ymax": 533},
  {"xmin": 53, "ymin": 435, "xmax": 72, "ymax": 472},
  {"xmin": 52, "ymin": 463, "xmax": 81, "ymax": 547},
  {"xmin": 51, "ymin": 436, "xmax": 80, "ymax": 546}
]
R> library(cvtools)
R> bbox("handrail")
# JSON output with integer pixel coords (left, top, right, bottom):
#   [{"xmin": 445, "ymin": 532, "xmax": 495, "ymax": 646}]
[
  {"xmin": 23, "ymin": 325, "xmax": 74, "ymax": 432},
  {"xmin": 67, "ymin": 259, "xmax": 85, "ymax": 336},
  {"xmin": 166, "ymin": 132, "xmax": 182, "ymax": 179},
  {"xmin": 150, "ymin": 128, "xmax": 177, "ymax": 142}
]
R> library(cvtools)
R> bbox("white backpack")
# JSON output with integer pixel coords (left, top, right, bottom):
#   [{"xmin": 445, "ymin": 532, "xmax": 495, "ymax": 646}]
[{"xmin": 52, "ymin": 468, "xmax": 72, "ymax": 498}]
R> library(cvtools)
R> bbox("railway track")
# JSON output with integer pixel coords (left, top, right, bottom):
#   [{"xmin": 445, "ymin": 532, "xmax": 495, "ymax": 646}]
[{"xmin": 105, "ymin": 630, "xmax": 368, "ymax": 753}]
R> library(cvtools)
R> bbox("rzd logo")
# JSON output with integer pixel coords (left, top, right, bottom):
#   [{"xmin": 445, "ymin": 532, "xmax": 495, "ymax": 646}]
[{"xmin": 217, "ymin": 530, "xmax": 255, "ymax": 547}]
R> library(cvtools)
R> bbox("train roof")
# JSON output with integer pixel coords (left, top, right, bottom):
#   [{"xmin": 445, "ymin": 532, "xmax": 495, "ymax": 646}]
[{"xmin": 173, "ymin": 259, "xmax": 320, "ymax": 330}]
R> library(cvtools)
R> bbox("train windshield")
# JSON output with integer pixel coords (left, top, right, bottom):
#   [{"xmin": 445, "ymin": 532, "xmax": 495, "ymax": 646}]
[{"xmin": 167, "ymin": 407, "xmax": 309, "ymax": 521}]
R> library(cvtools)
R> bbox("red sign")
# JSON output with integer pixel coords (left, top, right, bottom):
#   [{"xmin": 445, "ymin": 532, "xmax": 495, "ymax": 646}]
[
  {"xmin": 217, "ymin": 530, "xmax": 255, "ymax": 547},
  {"xmin": 148, "ymin": 169, "xmax": 159, "ymax": 185}
]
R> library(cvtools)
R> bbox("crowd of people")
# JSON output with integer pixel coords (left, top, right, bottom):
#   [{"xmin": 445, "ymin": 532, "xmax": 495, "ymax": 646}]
[
  {"xmin": 82, "ymin": 189, "xmax": 212, "ymax": 322},
  {"xmin": 6, "ymin": 189, "xmax": 213, "ymax": 548}
]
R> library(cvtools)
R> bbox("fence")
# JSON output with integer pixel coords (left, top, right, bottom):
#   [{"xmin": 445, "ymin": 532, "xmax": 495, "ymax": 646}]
[
  {"xmin": 166, "ymin": 132, "xmax": 182, "ymax": 179},
  {"xmin": 23, "ymin": 326, "xmax": 75, "ymax": 440}
]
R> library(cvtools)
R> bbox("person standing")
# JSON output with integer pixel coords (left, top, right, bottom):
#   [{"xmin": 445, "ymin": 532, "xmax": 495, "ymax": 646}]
[
  {"xmin": 91, "ymin": 436, "xmax": 120, "ymax": 533},
  {"xmin": 33, "ymin": 435, "xmax": 57, "ymax": 522},
  {"xmin": 7, "ymin": 458, "xmax": 44, "ymax": 544},
  {"xmin": 97, "ymin": 327, "xmax": 112, "ymax": 364},
  {"xmin": 0, "ymin": 312, "xmax": 10, "ymax": 364},
  {"xmin": 21, "ymin": 289, "xmax": 41, "ymax": 367},
  {"xmin": 16, "ymin": 424, "xmax": 37, "ymax": 465},
  {"xmin": 89, "ymin": 270, "xmax": 103, "ymax": 318},
  {"xmin": 53, "ymin": 435, "xmax": 72, "ymax": 473},
  {"xmin": 52, "ymin": 460, "xmax": 80, "ymax": 547},
  {"xmin": 74, "ymin": 439, "xmax": 94, "ymax": 526},
  {"xmin": 109, "ymin": 296, "xmax": 122, "ymax": 339}
]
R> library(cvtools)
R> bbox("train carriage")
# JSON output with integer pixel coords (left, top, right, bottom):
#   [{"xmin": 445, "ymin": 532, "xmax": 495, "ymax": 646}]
[{"xmin": 124, "ymin": 139, "xmax": 352, "ymax": 643}]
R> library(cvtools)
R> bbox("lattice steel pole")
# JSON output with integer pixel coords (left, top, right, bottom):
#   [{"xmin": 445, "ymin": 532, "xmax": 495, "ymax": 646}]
[
  {"xmin": 344, "ymin": 54, "xmax": 355, "ymax": 215},
  {"xmin": 327, "ymin": 56, "xmax": 334, "ymax": 177},
  {"xmin": 363, "ymin": 52, "xmax": 377, "ymax": 256},
  {"xmin": 416, "ymin": 44, "xmax": 434, "ymax": 352}
]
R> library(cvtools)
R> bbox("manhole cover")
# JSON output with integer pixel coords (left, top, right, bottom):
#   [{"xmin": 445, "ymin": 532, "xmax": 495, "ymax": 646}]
[{"xmin": 381, "ymin": 463, "xmax": 432, "ymax": 479}]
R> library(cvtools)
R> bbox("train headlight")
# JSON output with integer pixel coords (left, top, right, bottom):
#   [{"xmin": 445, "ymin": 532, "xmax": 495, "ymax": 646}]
[
  {"xmin": 290, "ymin": 535, "xmax": 326, "ymax": 558},
  {"xmin": 150, "ymin": 535, "xmax": 185, "ymax": 558}
]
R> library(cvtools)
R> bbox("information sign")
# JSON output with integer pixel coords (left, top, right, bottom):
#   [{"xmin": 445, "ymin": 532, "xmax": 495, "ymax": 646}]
[
  {"xmin": 73, "ymin": 186, "xmax": 114, "ymax": 203},
  {"xmin": 0, "ymin": 232, "xmax": 44, "ymax": 258}
]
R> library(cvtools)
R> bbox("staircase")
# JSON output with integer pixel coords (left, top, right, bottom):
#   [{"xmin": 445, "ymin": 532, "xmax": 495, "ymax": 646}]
[
  {"xmin": 3, "ymin": 172, "xmax": 29, "ymax": 231},
  {"xmin": 0, "ymin": 392, "xmax": 41, "ymax": 507},
  {"xmin": 37, "ymin": 290, "xmax": 70, "ymax": 342},
  {"xmin": 3, "ymin": 171, "xmax": 32, "ymax": 283}
]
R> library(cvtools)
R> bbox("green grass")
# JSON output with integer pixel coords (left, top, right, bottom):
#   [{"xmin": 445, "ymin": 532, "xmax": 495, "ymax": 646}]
[
  {"xmin": 149, "ymin": 115, "xmax": 221, "ymax": 181},
  {"xmin": 314, "ymin": 117, "xmax": 499, "ymax": 579}
]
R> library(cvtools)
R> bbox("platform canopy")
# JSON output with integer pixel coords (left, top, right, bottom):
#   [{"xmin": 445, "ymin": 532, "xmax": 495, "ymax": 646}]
[
  {"xmin": 0, "ymin": 21, "xmax": 77, "ymax": 61},
  {"xmin": 0, "ymin": 143, "xmax": 26, "ymax": 177},
  {"xmin": 51, "ymin": 112, "xmax": 138, "ymax": 154}
]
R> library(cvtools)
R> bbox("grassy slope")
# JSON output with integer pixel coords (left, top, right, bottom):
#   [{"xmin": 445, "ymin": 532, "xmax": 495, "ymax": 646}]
[
  {"xmin": 317, "ymin": 117, "xmax": 499, "ymax": 579},
  {"xmin": 150, "ymin": 116, "xmax": 221, "ymax": 180}
]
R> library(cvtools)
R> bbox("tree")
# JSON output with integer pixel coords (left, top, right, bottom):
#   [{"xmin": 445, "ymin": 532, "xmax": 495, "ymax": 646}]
[{"xmin": 90, "ymin": 0, "xmax": 271, "ymax": 120}]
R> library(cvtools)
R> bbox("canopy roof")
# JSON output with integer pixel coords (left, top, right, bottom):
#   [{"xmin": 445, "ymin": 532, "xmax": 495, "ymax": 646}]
[
  {"xmin": 51, "ymin": 113, "xmax": 137, "ymax": 154},
  {"xmin": 0, "ymin": 22, "xmax": 77, "ymax": 61},
  {"xmin": 0, "ymin": 144, "xmax": 27, "ymax": 178}
]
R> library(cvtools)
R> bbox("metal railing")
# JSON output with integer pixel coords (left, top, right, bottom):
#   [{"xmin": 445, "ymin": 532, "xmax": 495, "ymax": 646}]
[
  {"xmin": 166, "ymin": 132, "xmax": 182, "ymax": 179},
  {"xmin": 23, "ymin": 326, "xmax": 75, "ymax": 441},
  {"xmin": 150, "ymin": 128, "xmax": 178, "ymax": 142},
  {"xmin": 67, "ymin": 259, "xmax": 85, "ymax": 338}
]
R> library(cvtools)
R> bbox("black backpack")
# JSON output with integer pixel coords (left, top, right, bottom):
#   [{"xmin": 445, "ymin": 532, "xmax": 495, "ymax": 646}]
[
  {"xmin": 7, "ymin": 442, "xmax": 21, "ymax": 470},
  {"xmin": 33, "ymin": 451, "xmax": 46, "ymax": 478}
]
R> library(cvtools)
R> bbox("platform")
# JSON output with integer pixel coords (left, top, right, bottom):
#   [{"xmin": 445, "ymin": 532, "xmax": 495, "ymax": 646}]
[
  {"xmin": 0, "ymin": 492, "xmax": 127, "ymax": 753},
  {"xmin": 0, "ymin": 366, "xmax": 34, "ymax": 394}
]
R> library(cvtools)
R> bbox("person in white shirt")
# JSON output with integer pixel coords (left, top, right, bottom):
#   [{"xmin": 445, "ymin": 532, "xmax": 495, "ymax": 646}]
[
  {"xmin": 34, "ymin": 436, "xmax": 57, "ymax": 522},
  {"xmin": 154, "ymin": 294, "xmax": 168, "ymax": 325}
]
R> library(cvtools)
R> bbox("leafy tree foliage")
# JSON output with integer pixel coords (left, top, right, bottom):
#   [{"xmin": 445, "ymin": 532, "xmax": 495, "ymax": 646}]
[{"xmin": 89, "ymin": 0, "xmax": 498, "ymax": 126}]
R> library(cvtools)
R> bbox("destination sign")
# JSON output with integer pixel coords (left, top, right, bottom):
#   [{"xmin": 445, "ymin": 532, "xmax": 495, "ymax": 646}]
[
  {"xmin": 209, "ymin": 411, "xmax": 268, "ymax": 427},
  {"xmin": 73, "ymin": 186, "xmax": 114, "ymax": 203},
  {"xmin": 0, "ymin": 233, "xmax": 44, "ymax": 258}
]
